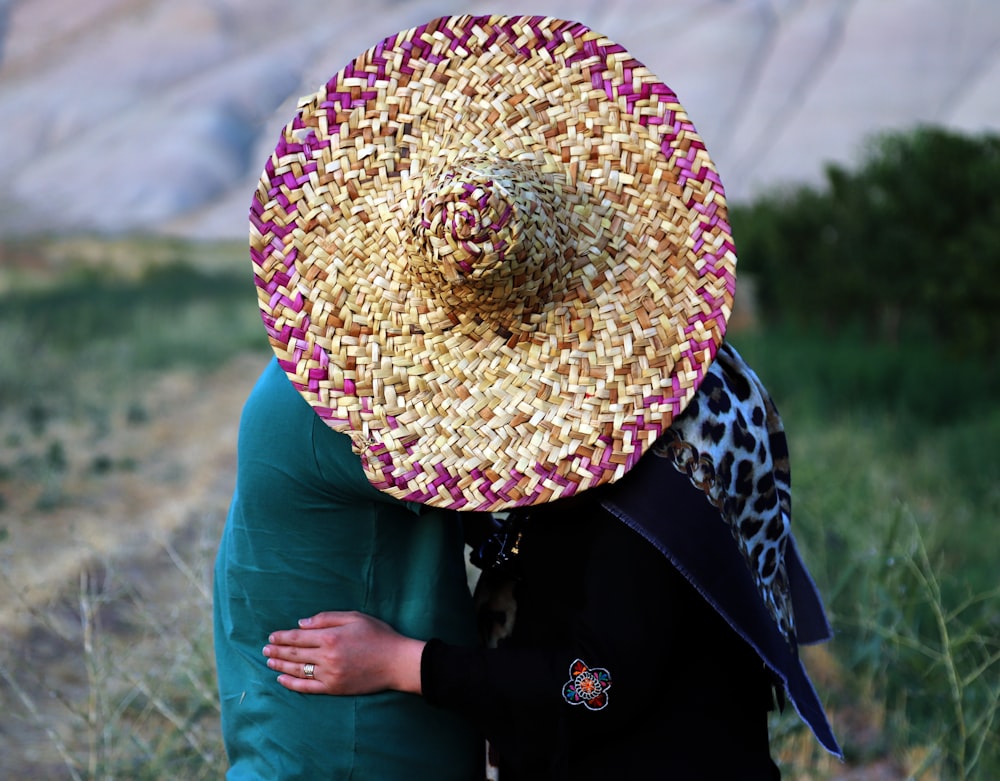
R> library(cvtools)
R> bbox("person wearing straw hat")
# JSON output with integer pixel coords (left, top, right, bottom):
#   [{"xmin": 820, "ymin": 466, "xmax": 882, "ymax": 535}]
[{"xmin": 215, "ymin": 13, "xmax": 841, "ymax": 779}]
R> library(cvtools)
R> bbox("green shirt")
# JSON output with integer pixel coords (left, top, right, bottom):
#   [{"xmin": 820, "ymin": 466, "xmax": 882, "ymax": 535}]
[{"xmin": 214, "ymin": 358, "xmax": 481, "ymax": 779}]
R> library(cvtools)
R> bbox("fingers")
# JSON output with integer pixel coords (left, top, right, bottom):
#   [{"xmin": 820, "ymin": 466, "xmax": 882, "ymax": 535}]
[
  {"xmin": 266, "ymin": 628, "xmax": 316, "ymax": 647},
  {"xmin": 265, "ymin": 656, "xmax": 333, "ymax": 693},
  {"xmin": 299, "ymin": 610, "xmax": 361, "ymax": 629},
  {"xmin": 266, "ymin": 656, "xmax": 313, "ymax": 678},
  {"xmin": 261, "ymin": 612, "xmax": 401, "ymax": 697},
  {"xmin": 263, "ymin": 641, "xmax": 308, "ymax": 661},
  {"xmin": 265, "ymin": 654, "xmax": 343, "ymax": 695},
  {"xmin": 275, "ymin": 673, "xmax": 327, "ymax": 694},
  {"xmin": 266, "ymin": 611, "xmax": 361, "ymax": 646}
]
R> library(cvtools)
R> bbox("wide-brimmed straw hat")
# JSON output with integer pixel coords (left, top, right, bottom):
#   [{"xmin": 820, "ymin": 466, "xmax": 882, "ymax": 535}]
[{"xmin": 251, "ymin": 14, "xmax": 736, "ymax": 511}]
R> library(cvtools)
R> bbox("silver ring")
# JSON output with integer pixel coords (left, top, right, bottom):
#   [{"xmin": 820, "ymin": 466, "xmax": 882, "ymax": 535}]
[{"xmin": 303, "ymin": 663, "xmax": 315, "ymax": 679}]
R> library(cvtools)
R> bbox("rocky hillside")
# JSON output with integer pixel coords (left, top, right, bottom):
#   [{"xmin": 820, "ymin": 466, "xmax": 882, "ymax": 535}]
[{"xmin": 1, "ymin": 0, "xmax": 998, "ymax": 240}]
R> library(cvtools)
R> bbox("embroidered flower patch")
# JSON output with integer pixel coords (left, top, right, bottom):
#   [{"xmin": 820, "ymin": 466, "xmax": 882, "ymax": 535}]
[{"xmin": 562, "ymin": 658, "xmax": 612, "ymax": 710}]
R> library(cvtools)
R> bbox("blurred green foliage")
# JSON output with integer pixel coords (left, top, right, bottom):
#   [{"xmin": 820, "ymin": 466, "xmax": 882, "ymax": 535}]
[
  {"xmin": 731, "ymin": 126, "xmax": 1000, "ymax": 360},
  {"xmin": 735, "ymin": 328, "xmax": 999, "ymax": 779},
  {"xmin": 0, "ymin": 241, "xmax": 267, "ymax": 416}
]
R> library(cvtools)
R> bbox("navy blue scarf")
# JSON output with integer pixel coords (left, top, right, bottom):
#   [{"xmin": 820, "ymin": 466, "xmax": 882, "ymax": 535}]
[{"xmin": 601, "ymin": 343, "xmax": 841, "ymax": 757}]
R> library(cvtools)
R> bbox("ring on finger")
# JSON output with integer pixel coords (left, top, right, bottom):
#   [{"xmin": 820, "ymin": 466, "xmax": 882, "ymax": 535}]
[{"xmin": 303, "ymin": 663, "xmax": 316, "ymax": 679}]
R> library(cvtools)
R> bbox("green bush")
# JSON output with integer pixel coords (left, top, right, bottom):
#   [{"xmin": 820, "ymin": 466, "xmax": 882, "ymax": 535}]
[
  {"xmin": 732, "ymin": 323, "xmax": 1000, "ymax": 427},
  {"xmin": 731, "ymin": 126, "xmax": 1000, "ymax": 359}
]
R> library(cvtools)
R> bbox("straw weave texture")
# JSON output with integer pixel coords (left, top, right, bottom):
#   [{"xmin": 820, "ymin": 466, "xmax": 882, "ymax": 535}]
[{"xmin": 251, "ymin": 15, "xmax": 736, "ymax": 510}]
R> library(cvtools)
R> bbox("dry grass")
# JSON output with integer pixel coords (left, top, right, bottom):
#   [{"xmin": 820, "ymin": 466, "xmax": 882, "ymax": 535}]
[{"xmin": 0, "ymin": 521, "xmax": 227, "ymax": 779}]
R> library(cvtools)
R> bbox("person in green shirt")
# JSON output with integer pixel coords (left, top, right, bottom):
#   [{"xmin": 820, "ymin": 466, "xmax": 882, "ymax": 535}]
[{"xmin": 213, "ymin": 357, "xmax": 482, "ymax": 779}]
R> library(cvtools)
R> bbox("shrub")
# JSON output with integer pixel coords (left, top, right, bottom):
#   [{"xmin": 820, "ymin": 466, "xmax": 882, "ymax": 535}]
[{"xmin": 731, "ymin": 127, "xmax": 1000, "ymax": 359}]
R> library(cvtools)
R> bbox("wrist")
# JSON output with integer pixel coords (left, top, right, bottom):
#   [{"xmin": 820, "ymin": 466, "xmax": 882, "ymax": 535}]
[{"xmin": 391, "ymin": 637, "xmax": 427, "ymax": 694}]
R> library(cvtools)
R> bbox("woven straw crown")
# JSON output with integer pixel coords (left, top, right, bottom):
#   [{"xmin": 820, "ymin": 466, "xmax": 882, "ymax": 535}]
[{"xmin": 251, "ymin": 14, "xmax": 736, "ymax": 511}]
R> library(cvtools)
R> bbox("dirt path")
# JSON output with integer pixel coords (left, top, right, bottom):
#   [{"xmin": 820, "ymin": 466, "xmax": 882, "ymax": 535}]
[{"xmin": 0, "ymin": 353, "xmax": 263, "ymax": 629}]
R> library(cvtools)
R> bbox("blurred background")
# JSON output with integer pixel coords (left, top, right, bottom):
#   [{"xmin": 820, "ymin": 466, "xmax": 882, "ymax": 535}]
[
  {"xmin": 1, "ymin": 1, "xmax": 998, "ymax": 779},
  {"xmin": 2, "ymin": 0, "xmax": 999, "ymax": 238}
]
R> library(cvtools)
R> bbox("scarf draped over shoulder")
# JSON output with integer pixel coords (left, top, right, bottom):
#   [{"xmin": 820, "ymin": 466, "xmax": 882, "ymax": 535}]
[{"xmin": 602, "ymin": 342, "xmax": 842, "ymax": 757}]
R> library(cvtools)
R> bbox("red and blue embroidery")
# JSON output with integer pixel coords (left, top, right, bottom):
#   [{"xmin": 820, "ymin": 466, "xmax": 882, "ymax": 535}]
[{"xmin": 562, "ymin": 658, "xmax": 612, "ymax": 710}]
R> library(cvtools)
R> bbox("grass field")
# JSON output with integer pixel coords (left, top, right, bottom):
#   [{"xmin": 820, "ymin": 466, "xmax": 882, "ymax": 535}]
[{"xmin": 0, "ymin": 238, "xmax": 996, "ymax": 779}]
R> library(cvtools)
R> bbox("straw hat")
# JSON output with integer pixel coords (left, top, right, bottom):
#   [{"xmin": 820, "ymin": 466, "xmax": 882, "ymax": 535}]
[{"xmin": 251, "ymin": 14, "xmax": 736, "ymax": 511}]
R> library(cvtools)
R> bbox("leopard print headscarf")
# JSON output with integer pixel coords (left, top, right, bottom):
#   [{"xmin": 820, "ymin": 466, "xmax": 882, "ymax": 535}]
[
  {"xmin": 654, "ymin": 341, "xmax": 796, "ymax": 641},
  {"xmin": 475, "ymin": 342, "xmax": 799, "ymax": 645}
]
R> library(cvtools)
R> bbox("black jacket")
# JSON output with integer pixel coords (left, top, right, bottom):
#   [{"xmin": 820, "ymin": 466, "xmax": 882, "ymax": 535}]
[{"xmin": 423, "ymin": 465, "xmax": 783, "ymax": 780}]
